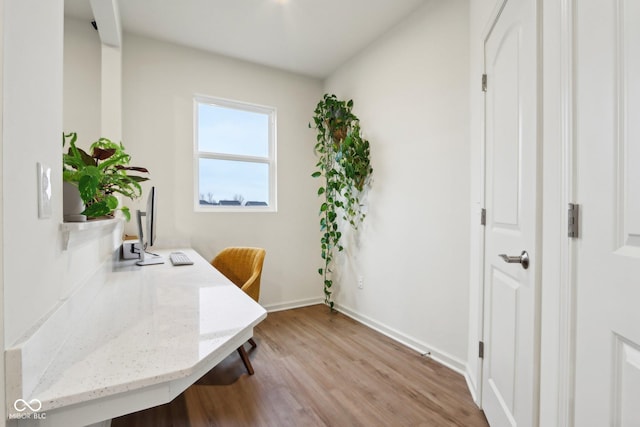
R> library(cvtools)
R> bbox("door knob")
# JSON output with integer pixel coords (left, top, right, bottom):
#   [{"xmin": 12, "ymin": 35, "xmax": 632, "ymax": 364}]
[{"xmin": 498, "ymin": 251, "xmax": 529, "ymax": 269}]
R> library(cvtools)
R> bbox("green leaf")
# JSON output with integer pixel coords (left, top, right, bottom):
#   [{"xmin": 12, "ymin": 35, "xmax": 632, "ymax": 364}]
[
  {"xmin": 311, "ymin": 171, "xmax": 322, "ymax": 178},
  {"xmin": 126, "ymin": 175, "xmax": 150, "ymax": 183},
  {"xmin": 121, "ymin": 206, "xmax": 131, "ymax": 221},
  {"xmin": 82, "ymin": 201, "xmax": 110, "ymax": 218},
  {"xmin": 78, "ymin": 174, "xmax": 99, "ymax": 203},
  {"xmin": 105, "ymin": 195, "xmax": 119, "ymax": 210},
  {"xmin": 317, "ymin": 187, "xmax": 325, "ymax": 196}
]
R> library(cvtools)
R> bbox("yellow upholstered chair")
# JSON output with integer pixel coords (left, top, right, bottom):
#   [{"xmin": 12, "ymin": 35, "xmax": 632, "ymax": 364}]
[{"xmin": 211, "ymin": 247, "xmax": 266, "ymax": 375}]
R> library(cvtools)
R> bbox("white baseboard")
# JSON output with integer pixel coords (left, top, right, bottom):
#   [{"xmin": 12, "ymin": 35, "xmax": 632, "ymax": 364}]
[
  {"xmin": 263, "ymin": 297, "xmax": 324, "ymax": 313},
  {"xmin": 336, "ymin": 304, "xmax": 467, "ymax": 375},
  {"xmin": 464, "ymin": 364, "xmax": 481, "ymax": 406}
]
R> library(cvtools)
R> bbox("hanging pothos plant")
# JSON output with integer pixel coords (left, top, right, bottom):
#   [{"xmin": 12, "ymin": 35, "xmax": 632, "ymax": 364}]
[{"xmin": 310, "ymin": 94, "xmax": 373, "ymax": 309}]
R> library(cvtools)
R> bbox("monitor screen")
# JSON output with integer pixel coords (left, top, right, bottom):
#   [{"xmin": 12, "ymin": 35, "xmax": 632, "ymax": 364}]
[
  {"xmin": 146, "ymin": 186, "xmax": 157, "ymax": 247},
  {"xmin": 136, "ymin": 186, "xmax": 163, "ymax": 266}
]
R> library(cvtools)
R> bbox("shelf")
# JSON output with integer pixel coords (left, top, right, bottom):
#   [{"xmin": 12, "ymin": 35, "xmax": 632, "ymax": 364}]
[{"xmin": 61, "ymin": 217, "xmax": 124, "ymax": 250}]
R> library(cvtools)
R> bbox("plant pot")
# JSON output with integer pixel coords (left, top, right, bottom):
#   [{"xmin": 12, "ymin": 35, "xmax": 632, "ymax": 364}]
[
  {"xmin": 331, "ymin": 127, "xmax": 347, "ymax": 144},
  {"xmin": 63, "ymin": 181, "xmax": 87, "ymax": 222}
]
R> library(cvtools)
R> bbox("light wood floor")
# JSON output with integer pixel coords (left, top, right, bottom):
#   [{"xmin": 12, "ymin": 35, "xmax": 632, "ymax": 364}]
[{"xmin": 112, "ymin": 304, "xmax": 488, "ymax": 427}]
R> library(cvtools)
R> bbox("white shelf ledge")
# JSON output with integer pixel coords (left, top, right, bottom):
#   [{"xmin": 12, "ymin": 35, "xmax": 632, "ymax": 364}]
[{"xmin": 60, "ymin": 218, "xmax": 123, "ymax": 250}]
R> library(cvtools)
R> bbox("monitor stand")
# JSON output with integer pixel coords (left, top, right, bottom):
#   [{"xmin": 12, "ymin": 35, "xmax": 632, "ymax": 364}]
[{"xmin": 136, "ymin": 254, "xmax": 165, "ymax": 266}]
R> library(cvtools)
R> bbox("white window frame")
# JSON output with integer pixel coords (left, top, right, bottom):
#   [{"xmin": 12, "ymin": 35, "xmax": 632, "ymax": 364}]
[{"xmin": 193, "ymin": 95, "xmax": 277, "ymax": 212}]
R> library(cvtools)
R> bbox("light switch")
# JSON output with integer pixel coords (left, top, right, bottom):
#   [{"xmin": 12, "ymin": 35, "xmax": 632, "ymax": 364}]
[{"xmin": 37, "ymin": 162, "xmax": 52, "ymax": 218}]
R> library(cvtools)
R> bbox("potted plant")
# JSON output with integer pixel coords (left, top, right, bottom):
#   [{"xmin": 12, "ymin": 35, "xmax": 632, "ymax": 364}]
[
  {"xmin": 63, "ymin": 132, "xmax": 149, "ymax": 221},
  {"xmin": 310, "ymin": 94, "xmax": 373, "ymax": 309}
]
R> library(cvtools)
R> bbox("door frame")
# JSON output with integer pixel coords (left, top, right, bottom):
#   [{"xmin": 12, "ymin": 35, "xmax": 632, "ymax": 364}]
[{"xmin": 538, "ymin": 0, "xmax": 578, "ymax": 425}]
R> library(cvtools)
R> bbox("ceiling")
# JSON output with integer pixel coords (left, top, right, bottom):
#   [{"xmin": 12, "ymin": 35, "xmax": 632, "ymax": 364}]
[{"xmin": 64, "ymin": 0, "xmax": 428, "ymax": 79}]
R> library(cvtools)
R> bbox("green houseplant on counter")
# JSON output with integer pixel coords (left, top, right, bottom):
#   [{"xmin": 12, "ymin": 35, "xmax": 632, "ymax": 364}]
[
  {"xmin": 63, "ymin": 132, "xmax": 149, "ymax": 221},
  {"xmin": 310, "ymin": 94, "xmax": 373, "ymax": 309}
]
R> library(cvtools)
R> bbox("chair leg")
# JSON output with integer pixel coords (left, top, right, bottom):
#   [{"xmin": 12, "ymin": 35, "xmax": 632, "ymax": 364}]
[
  {"xmin": 237, "ymin": 345, "xmax": 254, "ymax": 375},
  {"xmin": 249, "ymin": 338, "xmax": 257, "ymax": 349}
]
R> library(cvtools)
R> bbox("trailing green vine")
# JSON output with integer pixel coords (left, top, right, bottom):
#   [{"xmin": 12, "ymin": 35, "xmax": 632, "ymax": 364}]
[{"xmin": 310, "ymin": 94, "xmax": 373, "ymax": 309}]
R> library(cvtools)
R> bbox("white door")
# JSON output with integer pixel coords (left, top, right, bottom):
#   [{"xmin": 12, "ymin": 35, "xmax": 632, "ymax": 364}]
[
  {"xmin": 482, "ymin": 0, "xmax": 539, "ymax": 425},
  {"xmin": 573, "ymin": 1, "xmax": 640, "ymax": 425}
]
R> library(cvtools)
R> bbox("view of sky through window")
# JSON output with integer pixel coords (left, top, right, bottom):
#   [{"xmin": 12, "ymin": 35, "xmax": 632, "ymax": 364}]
[
  {"xmin": 198, "ymin": 104, "xmax": 268, "ymax": 157},
  {"xmin": 198, "ymin": 158, "xmax": 268, "ymax": 205},
  {"xmin": 196, "ymin": 101, "xmax": 272, "ymax": 206}
]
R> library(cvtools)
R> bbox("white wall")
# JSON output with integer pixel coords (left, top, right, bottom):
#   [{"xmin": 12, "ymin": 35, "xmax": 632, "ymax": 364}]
[
  {"xmin": 63, "ymin": 17, "xmax": 101, "ymax": 142},
  {"xmin": 121, "ymin": 34, "xmax": 324, "ymax": 309},
  {"xmin": 324, "ymin": 0, "xmax": 471, "ymax": 370},
  {"xmin": 4, "ymin": 0, "xmax": 118, "ymax": 357},
  {"xmin": 3, "ymin": 0, "xmax": 65, "ymax": 347},
  {"xmin": 0, "ymin": 0, "xmax": 5, "ymax": 421}
]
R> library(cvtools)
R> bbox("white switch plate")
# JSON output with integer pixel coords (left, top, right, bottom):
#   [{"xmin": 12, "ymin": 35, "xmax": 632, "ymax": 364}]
[{"xmin": 37, "ymin": 162, "xmax": 52, "ymax": 218}]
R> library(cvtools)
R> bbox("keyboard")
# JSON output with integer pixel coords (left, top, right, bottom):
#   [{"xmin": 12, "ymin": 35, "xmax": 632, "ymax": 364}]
[{"xmin": 169, "ymin": 252, "xmax": 194, "ymax": 266}]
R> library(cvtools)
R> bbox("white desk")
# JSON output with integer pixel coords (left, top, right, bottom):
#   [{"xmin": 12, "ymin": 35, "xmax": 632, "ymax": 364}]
[{"xmin": 6, "ymin": 248, "xmax": 267, "ymax": 427}]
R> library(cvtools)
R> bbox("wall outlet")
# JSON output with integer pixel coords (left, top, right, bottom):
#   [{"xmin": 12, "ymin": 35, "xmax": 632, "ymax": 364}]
[
  {"xmin": 121, "ymin": 241, "xmax": 142, "ymax": 259},
  {"xmin": 358, "ymin": 276, "xmax": 364, "ymax": 289},
  {"xmin": 37, "ymin": 162, "xmax": 52, "ymax": 219}
]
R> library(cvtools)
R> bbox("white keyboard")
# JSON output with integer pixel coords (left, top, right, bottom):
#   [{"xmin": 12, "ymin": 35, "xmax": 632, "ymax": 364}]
[{"xmin": 169, "ymin": 252, "xmax": 194, "ymax": 266}]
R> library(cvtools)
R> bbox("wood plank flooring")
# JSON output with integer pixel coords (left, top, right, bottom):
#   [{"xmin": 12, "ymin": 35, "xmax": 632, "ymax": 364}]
[{"xmin": 112, "ymin": 304, "xmax": 488, "ymax": 427}]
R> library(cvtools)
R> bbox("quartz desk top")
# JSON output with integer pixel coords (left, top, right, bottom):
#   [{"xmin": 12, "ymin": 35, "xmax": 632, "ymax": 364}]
[{"xmin": 10, "ymin": 248, "xmax": 267, "ymax": 415}]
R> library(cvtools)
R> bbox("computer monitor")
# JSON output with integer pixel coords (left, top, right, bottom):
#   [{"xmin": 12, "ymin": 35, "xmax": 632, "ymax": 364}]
[{"xmin": 136, "ymin": 186, "xmax": 164, "ymax": 266}]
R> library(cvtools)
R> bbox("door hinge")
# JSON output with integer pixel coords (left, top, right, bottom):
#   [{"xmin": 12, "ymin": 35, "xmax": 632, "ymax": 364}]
[
  {"xmin": 568, "ymin": 203, "xmax": 580, "ymax": 238},
  {"xmin": 479, "ymin": 341, "xmax": 484, "ymax": 359},
  {"xmin": 481, "ymin": 74, "xmax": 487, "ymax": 92},
  {"xmin": 480, "ymin": 208, "xmax": 486, "ymax": 226}
]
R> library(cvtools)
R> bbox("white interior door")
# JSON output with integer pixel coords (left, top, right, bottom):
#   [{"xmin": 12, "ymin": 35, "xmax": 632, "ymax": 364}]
[
  {"xmin": 574, "ymin": 1, "xmax": 640, "ymax": 425},
  {"xmin": 482, "ymin": 0, "xmax": 539, "ymax": 425}
]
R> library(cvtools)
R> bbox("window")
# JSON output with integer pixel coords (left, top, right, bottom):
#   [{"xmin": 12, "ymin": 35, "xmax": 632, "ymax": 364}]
[{"xmin": 194, "ymin": 96, "xmax": 276, "ymax": 211}]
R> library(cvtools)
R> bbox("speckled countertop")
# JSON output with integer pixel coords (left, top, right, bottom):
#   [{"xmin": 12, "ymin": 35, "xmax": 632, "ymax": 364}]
[{"xmin": 25, "ymin": 248, "xmax": 267, "ymax": 412}]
